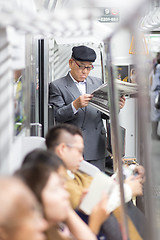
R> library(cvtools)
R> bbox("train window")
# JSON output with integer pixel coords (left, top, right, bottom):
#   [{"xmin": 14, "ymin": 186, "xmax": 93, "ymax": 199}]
[
  {"xmin": 13, "ymin": 70, "xmax": 26, "ymax": 135},
  {"xmin": 7, "ymin": 27, "xmax": 26, "ymax": 136}
]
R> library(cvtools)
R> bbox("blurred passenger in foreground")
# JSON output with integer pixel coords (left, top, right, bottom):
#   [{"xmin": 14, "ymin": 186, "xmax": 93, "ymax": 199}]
[
  {"xmin": 45, "ymin": 124, "xmax": 146, "ymax": 240},
  {"xmin": 16, "ymin": 149, "xmax": 106, "ymax": 240},
  {"xmin": 0, "ymin": 177, "xmax": 47, "ymax": 240}
]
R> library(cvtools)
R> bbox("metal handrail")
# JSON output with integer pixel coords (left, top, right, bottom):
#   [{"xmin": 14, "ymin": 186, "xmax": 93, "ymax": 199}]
[{"xmin": 106, "ymin": 42, "xmax": 129, "ymax": 240}]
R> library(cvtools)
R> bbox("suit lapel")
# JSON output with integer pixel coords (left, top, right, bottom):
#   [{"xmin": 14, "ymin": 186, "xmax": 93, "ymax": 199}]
[
  {"xmin": 86, "ymin": 76, "xmax": 94, "ymax": 94},
  {"xmin": 84, "ymin": 76, "xmax": 96, "ymax": 120},
  {"xmin": 65, "ymin": 73, "xmax": 81, "ymax": 99},
  {"xmin": 65, "ymin": 73, "xmax": 85, "ymax": 112}
]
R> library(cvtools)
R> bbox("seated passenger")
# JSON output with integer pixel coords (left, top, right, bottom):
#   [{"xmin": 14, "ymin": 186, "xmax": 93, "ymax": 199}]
[
  {"xmin": 0, "ymin": 176, "xmax": 47, "ymax": 240},
  {"xmin": 15, "ymin": 149, "xmax": 107, "ymax": 240},
  {"xmin": 45, "ymin": 124, "xmax": 145, "ymax": 240}
]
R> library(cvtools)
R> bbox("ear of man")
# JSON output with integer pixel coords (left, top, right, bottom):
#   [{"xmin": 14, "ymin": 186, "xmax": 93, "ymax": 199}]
[
  {"xmin": 54, "ymin": 143, "xmax": 65, "ymax": 159},
  {"xmin": 69, "ymin": 59, "xmax": 73, "ymax": 68}
]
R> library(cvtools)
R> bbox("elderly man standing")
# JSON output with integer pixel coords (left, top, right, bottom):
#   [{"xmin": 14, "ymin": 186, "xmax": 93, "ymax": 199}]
[{"xmin": 49, "ymin": 45, "xmax": 125, "ymax": 171}]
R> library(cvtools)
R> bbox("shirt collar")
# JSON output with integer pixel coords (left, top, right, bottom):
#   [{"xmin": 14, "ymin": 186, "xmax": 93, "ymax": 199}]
[
  {"xmin": 67, "ymin": 170, "xmax": 75, "ymax": 179},
  {"xmin": 69, "ymin": 71, "xmax": 86, "ymax": 84}
]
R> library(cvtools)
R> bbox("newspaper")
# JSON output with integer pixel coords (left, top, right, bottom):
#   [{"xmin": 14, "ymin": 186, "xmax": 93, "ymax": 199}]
[{"xmin": 89, "ymin": 80, "xmax": 138, "ymax": 117}]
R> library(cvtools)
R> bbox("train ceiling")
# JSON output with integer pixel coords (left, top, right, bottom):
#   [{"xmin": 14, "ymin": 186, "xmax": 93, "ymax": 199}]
[{"xmin": 0, "ymin": 0, "xmax": 160, "ymax": 42}]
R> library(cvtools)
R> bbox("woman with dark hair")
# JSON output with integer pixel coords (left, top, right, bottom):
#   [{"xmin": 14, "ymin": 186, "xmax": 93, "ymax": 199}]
[{"xmin": 15, "ymin": 149, "xmax": 108, "ymax": 240}]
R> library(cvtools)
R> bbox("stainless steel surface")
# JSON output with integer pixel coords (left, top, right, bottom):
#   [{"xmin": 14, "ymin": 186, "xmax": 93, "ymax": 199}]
[
  {"xmin": 151, "ymin": 140, "xmax": 160, "ymax": 239},
  {"xmin": 134, "ymin": 29, "xmax": 155, "ymax": 240},
  {"xmin": 0, "ymin": 28, "xmax": 13, "ymax": 171},
  {"xmin": 99, "ymin": 43, "xmax": 106, "ymax": 83},
  {"xmin": 43, "ymin": 40, "xmax": 49, "ymax": 137},
  {"xmin": 106, "ymin": 41, "xmax": 129, "ymax": 240},
  {"xmin": 25, "ymin": 35, "xmax": 33, "ymax": 136},
  {"xmin": 30, "ymin": 123, "xmax": 42, "ymax": 136}
]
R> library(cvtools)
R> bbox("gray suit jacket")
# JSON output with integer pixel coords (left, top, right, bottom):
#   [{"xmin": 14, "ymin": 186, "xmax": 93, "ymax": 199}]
[{"xmin": 49, "ymin": 73, "xmax": 107, "ymax": 161}]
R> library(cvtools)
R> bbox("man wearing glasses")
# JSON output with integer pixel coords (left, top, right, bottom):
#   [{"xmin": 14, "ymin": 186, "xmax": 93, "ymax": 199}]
[{"xmin": 49, "ymin": 45, "xmax": 125, "ymax": 171}]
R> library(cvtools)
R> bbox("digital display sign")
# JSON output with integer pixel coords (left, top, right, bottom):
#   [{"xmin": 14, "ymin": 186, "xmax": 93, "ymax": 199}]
[{"xmin": 97, "ymin": 8, "xmax": 120, "ymax": 23}]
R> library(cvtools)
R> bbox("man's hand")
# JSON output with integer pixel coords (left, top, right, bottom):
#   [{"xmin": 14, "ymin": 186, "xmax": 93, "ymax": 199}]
[
  {"xmin": 73, "ymin": 94, "xmax": 93, "ymax": 110},
  {"xmin": 119, "ymin": 95, "xmax": 126, "ymax": 109},
  {"xmin": 79, "ymin": 189, "xmax": 89, "ymax": 206},
  {"xmin": 134, "ymin": 165, "xmax": 145, "ymax": 184},
  {"xmin": 89, "ymin": 193, "xmax": 109, "ymax": 235},
  {"xmin": 125, "ymin": 175, "xmax": 143, "ymax": 197}
]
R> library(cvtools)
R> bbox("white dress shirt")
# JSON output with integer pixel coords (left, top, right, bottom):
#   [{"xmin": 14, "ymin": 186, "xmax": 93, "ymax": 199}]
[{"xmin": 69, "ymin": 72, "xmax": 86, "ymax": 114}]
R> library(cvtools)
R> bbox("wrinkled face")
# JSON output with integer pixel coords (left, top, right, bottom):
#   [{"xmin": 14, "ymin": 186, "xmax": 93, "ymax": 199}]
[
  {"xmin": 62, "ymin": 134, "xmax": 84, "ymax": 172},
  {"xmin": 69, "ymin": 58, "xmax": 93, "ymax": 82},
  {"xmin": 41, "ymin": 172, "xmax": 70, "ymax": 224},
  {"xmin": 6, "ymin": 190, "xmax": 48, "ymax": 240}
]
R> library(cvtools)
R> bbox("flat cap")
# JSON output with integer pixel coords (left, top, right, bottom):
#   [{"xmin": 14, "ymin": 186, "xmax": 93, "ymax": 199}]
[{"xmin": 72, "ymin": 45, "xmax": 96, "ymax": 62}]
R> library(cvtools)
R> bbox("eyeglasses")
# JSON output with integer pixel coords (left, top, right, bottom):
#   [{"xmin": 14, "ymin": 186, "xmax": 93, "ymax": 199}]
[
  {"xmin": 73, "ymin": 59, "xmax": 94, "ymax": 71},
  {"xmin": 66, "ymin": 144, "xmax": 84, "ymax": 154}
]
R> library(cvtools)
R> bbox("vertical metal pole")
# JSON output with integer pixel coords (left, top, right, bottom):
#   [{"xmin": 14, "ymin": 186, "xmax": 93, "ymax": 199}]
[
  {"xmin": 134, "ymin": 27, "xmax": 155, "ymax": 240},
  {"xmin": 106, "ymin": 41, "xmax": 129, "ymax": 240},
  {"xmin": 39, "ymin": 39, "xmax": 49, "ymax": 137},
  {"xmin": 99, "ymin": 43, "xmax": 105, "ymax": 83},
  {"xmin": 25, "ymin": 35, "xmax": 32, "ymax": 136},
  {"xmin": 0, "ymin": 28, "xmax": 14, "ymax": 173},
  {"xmin": 43, "ymin": 40, "xmax": 49, "ymax": 137}
]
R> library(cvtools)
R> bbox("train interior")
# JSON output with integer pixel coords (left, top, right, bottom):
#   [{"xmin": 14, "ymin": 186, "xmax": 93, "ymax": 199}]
[{"xmin": 0, "ymin": 0, "xmax": 160, "ymax": 239}]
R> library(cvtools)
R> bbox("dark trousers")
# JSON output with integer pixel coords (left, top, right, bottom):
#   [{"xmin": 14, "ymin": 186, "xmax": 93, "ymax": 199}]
[
  {"xmin": 87, "ymin": 158, "xmax": 105, "ymax": 172},
  {"xmin": 152, "ymin": 121, "xmax": 160, "ymax": 140}
]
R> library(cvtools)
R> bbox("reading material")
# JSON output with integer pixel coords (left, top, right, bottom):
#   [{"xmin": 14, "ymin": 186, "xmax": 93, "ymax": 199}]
[
  {"xmin": 89, "ymin": 80, "xmax": 138, "ymax": 117},
  {"xmin": 79, "ymin": 171, "xmax": 132, "ymax": 215}
]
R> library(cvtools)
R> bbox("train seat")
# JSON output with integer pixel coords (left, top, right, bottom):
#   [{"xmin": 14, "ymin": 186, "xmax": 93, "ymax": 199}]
[
  {"xmin": 21, "ymin": 136, "xmax": 46, "ymax": 160},
  {"xmin": 8, "ymin": 136, "xmax": 46, "ymax": 174},
  {"xmin": 79, "ymin": 160, "xmax": 100, "ymax": 176}
]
